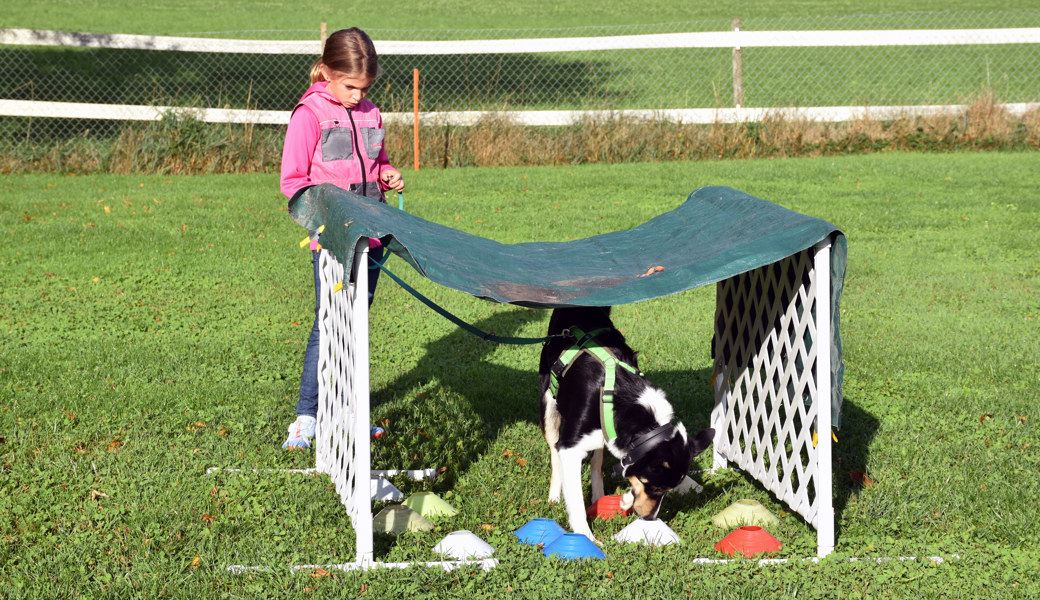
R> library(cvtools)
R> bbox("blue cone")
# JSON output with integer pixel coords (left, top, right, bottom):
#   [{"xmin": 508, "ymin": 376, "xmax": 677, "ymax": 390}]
[
  {"xmin": 543, "ymin": 533, "xmax": 607, "ymax": 560},
  {"xmin": 514, "ymin": 518, "xmax": 565, "ymax": 545}
]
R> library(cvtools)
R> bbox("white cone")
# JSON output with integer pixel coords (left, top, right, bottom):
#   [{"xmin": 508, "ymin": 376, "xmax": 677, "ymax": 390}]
[
  {"xmin": 370, "ymin": 476, "xmax": 403, "ymax": 501},
  {"xmin": 673, "ymin": 475, "xmax": 704, "ymax": 495},
  {"xmin": 613, "ymin": 519, "xmax": 681, "ymax": 546},
  {"xmin": 433, "ymin": 530, "xmax": 495, "ymax": 560}
]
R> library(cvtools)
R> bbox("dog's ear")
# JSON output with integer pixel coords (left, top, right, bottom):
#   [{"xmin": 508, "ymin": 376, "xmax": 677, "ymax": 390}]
[{"xmin": 688, "ymin": 428, "xmax": 715, "ymax": 459}]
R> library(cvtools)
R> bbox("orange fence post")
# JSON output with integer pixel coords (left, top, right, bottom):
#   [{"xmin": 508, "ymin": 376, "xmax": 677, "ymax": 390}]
[{"xmin": 412, "ymin": 69, "xmax": 420, "ymax": 171}]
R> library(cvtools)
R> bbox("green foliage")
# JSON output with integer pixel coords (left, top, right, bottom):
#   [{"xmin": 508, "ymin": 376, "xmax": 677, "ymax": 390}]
[
  {"xmin": 1, "ymin": 152, "xmax": 1039, "ymax": 598},
  {"xmin": 6, "ymin": 100, "xmax": 1040, "ymax": 175}
]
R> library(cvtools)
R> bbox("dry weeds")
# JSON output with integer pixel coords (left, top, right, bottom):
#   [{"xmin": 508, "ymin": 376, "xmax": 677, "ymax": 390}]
[{"xmin": 4, "ymin": 95, "xmax": 1038, "ymax": 174}]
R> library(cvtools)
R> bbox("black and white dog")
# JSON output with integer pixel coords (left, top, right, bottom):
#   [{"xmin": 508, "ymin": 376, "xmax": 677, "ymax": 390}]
[{"xmin": 538, "ymin": 306, "xmax": 714, "ymax": 541}]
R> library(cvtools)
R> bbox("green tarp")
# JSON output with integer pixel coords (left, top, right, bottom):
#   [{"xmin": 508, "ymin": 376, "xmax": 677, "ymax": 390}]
[{"xmin": 290, "ymin": 184, "xmax": 846, "ymax": 426}]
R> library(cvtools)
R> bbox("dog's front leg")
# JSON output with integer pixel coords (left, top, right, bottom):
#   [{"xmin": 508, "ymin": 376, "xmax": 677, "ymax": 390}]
[
  {"xmin": 559, "ymin": 446, "xmax": 596, "ymax": 542},
  {"xmin": 589, "ymin": 447, "xmax": 605, "ymax": 503},
  {"xmin": 542, "ymin": 392, "xmax": 564, "ymax": 503}
]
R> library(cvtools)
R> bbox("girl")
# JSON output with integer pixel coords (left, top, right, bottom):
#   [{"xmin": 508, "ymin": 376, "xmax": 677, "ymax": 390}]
[{"xmin": 280, "ymin": 27, "xmax": 404, "ymax": 449}]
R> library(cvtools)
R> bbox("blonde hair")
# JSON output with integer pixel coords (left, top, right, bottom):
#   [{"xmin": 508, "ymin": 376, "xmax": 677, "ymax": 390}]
[{"xmin": 310, "ymin": 27, "xmax": 379, "ymax": 84}]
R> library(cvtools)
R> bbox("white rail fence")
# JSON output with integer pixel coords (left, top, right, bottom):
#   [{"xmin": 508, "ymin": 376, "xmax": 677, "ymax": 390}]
[{"xmin": 2, "ymin": 12, "xmax": 1038, "ymax": 143}]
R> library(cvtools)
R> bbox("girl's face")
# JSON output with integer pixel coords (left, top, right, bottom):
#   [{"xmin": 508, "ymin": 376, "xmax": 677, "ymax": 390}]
[{"xmin": 319, "ymin": 65, "xmax": 372, "ymax": 109}]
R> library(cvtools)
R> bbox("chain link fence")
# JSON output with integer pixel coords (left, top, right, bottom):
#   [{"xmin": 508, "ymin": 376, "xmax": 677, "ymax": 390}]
[{"xmin": 2, "ymin": 10, "xmax": 1038, "ymax": 151}]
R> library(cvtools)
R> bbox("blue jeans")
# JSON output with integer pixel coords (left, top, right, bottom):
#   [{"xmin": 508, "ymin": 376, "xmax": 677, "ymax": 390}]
[{"xmin": 295, "ymin": 245, "xmax": 383, "ymax": 417}]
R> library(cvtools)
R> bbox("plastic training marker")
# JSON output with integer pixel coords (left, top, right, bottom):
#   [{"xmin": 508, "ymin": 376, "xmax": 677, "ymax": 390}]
[
  {"xmin": 848, "ymin": 470, "xmax": 876, "ymax": 486},
  {"xmin": 514, "ymin": 518, "xmax": 565, "ymax": 545},
  {"xmin": 403, "ymin": 492, "xmax": 458, "ymax": 519},
  {"xmin": 370, "ymin": 477, "xmax": 403, "ymax": 502},
  {"xmin": 371, "ymin": 426, "xmax": 386, "ymax": 439},
  {"xmin": 613, "ymin": 518, "xmax": 681, "ymax": 546},
  {"xmin": 673, "ymin": 475, "xmax": 704, "ymax": 495},
  {"xmin": 433, "ymin": 530, "xmax": 495, "ymax": 560},
  {"xmin": 712, "ymin": 499, "xmax": 779, "ymax": 529},
  {"xmin": 586, "ymin": 495, "xmax": 633, "ymax": 520},
  {"xmin": 714, "ymin": 526, "xmax": 782, "ymax": 557},
  {"xmin": 373, "ymin": 505, "xmax": 434, "ymax": 535},
  {"xmin": 543, "ymin": 533, "xmax": 606, "ymax": 560},
  {"xmin": 299, "ymin": 225, "xmax": 325, "ymax": 248}
]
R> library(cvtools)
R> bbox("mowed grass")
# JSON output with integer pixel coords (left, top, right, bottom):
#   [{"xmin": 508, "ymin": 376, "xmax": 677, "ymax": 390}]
[
  {"xmin": 7, "ymin": 0, "xmax": 1039, "ymax": 33},
  {"xmin": 1, "ymin": 152, "xmax": 1039, "ymax": 598}
]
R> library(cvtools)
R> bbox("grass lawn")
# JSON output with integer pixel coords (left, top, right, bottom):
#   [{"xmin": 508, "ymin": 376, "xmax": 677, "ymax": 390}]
[
  {"xmin": 6, "ymin": 0, "xmax": 1038, "ymax": 34},
  {"xmin": 1, "ymin": 151, "xmax": 1039, "ymax": 598}
]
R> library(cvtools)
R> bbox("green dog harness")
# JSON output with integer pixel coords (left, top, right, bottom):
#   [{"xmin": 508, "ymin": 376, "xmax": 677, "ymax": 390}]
[{"xmin": 548, "ymin": 326, "xmax": 641, "ymax": 441}]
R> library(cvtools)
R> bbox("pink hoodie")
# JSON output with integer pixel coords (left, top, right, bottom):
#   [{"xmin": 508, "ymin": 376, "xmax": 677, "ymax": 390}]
[{"xmin": 280, "ymin": 81, "xmax": 399, "ymax": 200}]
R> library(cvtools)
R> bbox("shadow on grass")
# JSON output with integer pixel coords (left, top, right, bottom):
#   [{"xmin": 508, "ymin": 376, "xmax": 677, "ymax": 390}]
[
  {"xmin": 366, "ymin": 305, "xmax": 876, "ymax": 553},
  {"xmin": 370, "ymin": 308, "xmax": 546, "ymax": 486},
  {"xmin": 368, "ymin": 306, "xmax": 720, "ymax": 486},
  {"xmin": 831, "ymin": 398, "xmax": 880, "ymax": 542}
]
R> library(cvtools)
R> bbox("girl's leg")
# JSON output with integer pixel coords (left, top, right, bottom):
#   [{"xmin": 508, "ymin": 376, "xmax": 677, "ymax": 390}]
[
  {"xmin": 296, "ymin": 249, "xmax": 322, "ymax": 417},
  {"xmin": 368, "ymin": 244, "xmax": 383, "ymax": 306},
  {"xmin": 283, "ymin": 249, "xmax": 321, "ymax": 448}
]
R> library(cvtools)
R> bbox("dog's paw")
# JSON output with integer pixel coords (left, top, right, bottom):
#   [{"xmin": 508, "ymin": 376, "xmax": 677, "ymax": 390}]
[
  {"xmin": 619, "ymin": 490, "xmax": 635, "ymax": 511},
  {"xmin": 572, "ymin": 529, "xmax": 600, "ymax": 545},
  {"xmin": 547, "ymin": 492, "xmax": 561, "ymax": 504}
]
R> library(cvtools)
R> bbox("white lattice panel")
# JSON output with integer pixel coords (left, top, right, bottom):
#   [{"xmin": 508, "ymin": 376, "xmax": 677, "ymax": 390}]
[
  {"xmin": 315, "ymin": 243, "xmax": 374, "ymax": 562},
  {"xmin": 711, "ymin": 242, "xmax": 834, "ymax": 557}
]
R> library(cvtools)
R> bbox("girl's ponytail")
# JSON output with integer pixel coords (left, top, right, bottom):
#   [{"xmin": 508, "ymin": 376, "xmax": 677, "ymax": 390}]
[{"xmin": 309, "ymin": 57, "xmax": 325, "ymax": 84}]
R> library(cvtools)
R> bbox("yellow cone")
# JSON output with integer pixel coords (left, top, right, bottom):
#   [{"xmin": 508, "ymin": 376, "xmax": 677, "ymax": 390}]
[
  {"xmin": 403, "ymin": 492, "xmax": 459, "ymax": 519},
  {"xmin": 712, "ymin": 499, "xmax": 779, "ymax": 528},
  {"xmin": 373, "ymin": 505, "xmax": 435, "ymax": 534}
]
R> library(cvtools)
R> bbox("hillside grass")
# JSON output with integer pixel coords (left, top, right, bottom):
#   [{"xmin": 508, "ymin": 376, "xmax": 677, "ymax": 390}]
[
  {"xmin": 7, "ymin": 0, "xmax": 1040, "ymax": 34},
  {"xmin": 2, "ymin": 152, "xmax": 1039, "ymax": 598}
]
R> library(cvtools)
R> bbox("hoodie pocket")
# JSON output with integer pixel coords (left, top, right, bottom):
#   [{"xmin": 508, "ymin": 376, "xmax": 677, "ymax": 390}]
[
  {"xmin": 361, "ymin": 127, "xmax": 385, "ymax": 159},
  {"xmin": 320, "ymin": 126, "xmax": 354, "ymax": 161}
]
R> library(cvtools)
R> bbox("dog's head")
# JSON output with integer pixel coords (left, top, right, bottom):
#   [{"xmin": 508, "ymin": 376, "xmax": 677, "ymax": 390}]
[{"xmin": 619, "ymin": 426, "xmax": 714, "ymax": 520}]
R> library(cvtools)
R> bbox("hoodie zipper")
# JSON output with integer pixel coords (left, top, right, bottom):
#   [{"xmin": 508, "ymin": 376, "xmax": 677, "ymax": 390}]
[{"xmin": 347, "ymin": 108, "xmax": 367, "ymax": 194}]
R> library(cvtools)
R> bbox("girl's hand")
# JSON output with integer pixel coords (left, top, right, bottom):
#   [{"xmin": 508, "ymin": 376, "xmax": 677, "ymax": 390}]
[{"xmin": 381, "ymin": 170, "xmax": 405, "ymax": 192}]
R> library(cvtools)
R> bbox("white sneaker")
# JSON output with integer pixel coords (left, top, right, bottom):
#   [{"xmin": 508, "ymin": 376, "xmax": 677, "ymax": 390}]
[{"xmin": 282, "ymin": 415, "xmax": 317, "ymax": 449}]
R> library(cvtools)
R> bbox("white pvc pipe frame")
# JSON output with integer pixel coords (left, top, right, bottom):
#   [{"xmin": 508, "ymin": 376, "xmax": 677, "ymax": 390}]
[
  {"xmin": 308, "ymin": 242, "xmax": 498, "ymax": 571},
  {"xmin": 316, "ymin": 240, "xmax": 375, "ymax": 563},
  {"xmin": 310, "ymin": 237, "xmax": 837, "ymax": 564},
  {"xmin": 814, "ymin": 240, "xmax": 836, "ymax": 558},
  {"xmin": 709, "ymin": 240, "xmax": 835, "ymax": 557}
]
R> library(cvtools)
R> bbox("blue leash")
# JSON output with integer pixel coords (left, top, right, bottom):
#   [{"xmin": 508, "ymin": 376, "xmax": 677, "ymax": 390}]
[
  {"xmin": 367, "ymin": 191, "xmax": 549, "ymax": 345},
  {"xmin": 369, "ymin": 254, "xmax": 549, "ymax": 345}
]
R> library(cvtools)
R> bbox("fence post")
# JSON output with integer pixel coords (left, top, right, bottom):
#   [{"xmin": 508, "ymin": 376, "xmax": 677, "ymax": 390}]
[
  {"xmin": 731, "ymin": 17, "xmax": 744, "ymax": 109},
  {"xmin": 413, "ymin": 69, "xmax": 420, "ymax": 172},
  {"xmin": 320, "ymin": 22, "xmax": 327, "ymax": 49}
]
